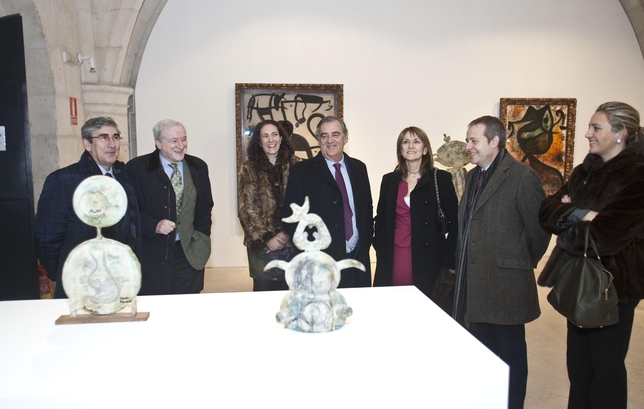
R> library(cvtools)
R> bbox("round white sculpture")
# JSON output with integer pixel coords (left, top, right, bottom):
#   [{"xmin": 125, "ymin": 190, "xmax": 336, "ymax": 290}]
[
  {"xmin": 73, "ymin": 175, "xmax": 128, "ymax": 228},
  {"xmin": 266, "ymin": 197, "xmax": 363, "ymax": 333},
  {"xmin": 63, "ymin": 175, "xmax": 141, "ymax": 317},
  {"xmin": 63, "ymin": 238, "xmax": 141, "ymax": 316}
]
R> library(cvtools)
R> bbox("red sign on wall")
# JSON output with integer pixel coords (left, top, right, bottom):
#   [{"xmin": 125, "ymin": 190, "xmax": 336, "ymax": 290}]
[{"xmin": 70, "ymin": 97, "xmax": 78, "ymax": 125}]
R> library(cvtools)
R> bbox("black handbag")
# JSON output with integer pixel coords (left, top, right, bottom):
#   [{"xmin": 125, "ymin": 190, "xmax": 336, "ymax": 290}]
[
  {"xmin": 433, "ymin": 169, "xmax": 449, "ymax": 235},
  {"xmin": 547, "ymin": 226, "xmax": 618, "ymax": 328},
  {"xmin": 429, "ymin": 266, "xmax": 455, "ymax": 315}
]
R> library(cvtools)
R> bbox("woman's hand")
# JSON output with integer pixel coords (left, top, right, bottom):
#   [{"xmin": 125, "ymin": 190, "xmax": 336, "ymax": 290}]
[
  {"xmin": 561, "ymin": 194, "xmax": 597, "ymax": 221},
  {"xmin": 276, "ymin": 231, "xmax": 290, "ymax": 244},
  {"xmin": 266, "ymin": 236, "xmax": 285, "ymax": 251},
  {"xmin": 583, "ymin": 210, "xmax": 598, "ymax": 221}
]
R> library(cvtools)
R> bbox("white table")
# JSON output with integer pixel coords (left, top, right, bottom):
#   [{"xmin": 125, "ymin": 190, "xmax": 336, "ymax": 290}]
[{"xmin": 0, "ymin": 286, "xmax": 508, "ymax": 408}]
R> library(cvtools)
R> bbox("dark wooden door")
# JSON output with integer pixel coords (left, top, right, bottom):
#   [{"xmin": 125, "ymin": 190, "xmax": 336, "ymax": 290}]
[{"xmin": 0, "ymin": 14, "xmax": 39, "ymax": 300}]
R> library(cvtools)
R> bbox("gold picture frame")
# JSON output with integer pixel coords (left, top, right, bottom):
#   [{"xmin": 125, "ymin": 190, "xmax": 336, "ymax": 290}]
[
  {"xmin": 235, "ymin": 83, "xmax": 344, "ymax": 171},
  {"xmin": 500, "ymin": 98, "xmax": 576, "ymax": 195}
]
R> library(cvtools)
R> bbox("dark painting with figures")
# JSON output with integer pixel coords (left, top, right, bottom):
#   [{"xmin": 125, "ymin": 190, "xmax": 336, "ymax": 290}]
[{"xmin": 236, "ymin": 83, "xmax": 343, "ymax": 171}]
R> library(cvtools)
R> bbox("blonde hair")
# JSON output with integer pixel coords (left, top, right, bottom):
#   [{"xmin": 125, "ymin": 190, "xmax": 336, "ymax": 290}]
[{"xmin": 596, "ymin": 101, "xmax": 642, "ymax": 145}]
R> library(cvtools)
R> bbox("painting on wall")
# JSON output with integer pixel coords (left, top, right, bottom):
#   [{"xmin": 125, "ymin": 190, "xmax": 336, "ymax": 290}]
[
  {"xmin": 235, "ymin": 83, "xmax": 344, "ymax": 171},
  {"xmin": 500, "ymin": 98, "xmax": 576, "ymax": 195}
]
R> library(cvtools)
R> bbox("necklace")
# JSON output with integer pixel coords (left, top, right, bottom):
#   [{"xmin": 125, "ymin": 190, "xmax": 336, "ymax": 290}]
[
  {"xmin": 407, "ymin": 169, "xmax": 420, "ymax": 195},
  {"xmin": 408, "ymin": 168, "xmax": 420, "ymax": 178}
]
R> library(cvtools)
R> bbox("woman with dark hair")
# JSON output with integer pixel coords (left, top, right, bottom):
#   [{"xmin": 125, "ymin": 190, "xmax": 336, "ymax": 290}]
[
  {"xmin": 373, "ymin": 126, "xmax": 458, "ymax": 304},
  {"xmin": 238, "ymin": 120, "xmax": 299, "ymax": 291},
  {"xmin": 539, "ymin": 101, "xmax": 644, "ymax": 408}
]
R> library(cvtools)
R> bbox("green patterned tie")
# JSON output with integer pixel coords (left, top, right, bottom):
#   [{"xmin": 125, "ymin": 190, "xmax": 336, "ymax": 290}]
[{"xmin": 169, "ymin": 163, "xmax": 183, "ymax": 214}]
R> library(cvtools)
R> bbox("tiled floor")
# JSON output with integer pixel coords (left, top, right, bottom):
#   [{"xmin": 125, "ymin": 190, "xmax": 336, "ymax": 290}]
[{"xmin": 202, "ymin": 264, "xmax": 643, "ymax": 409}]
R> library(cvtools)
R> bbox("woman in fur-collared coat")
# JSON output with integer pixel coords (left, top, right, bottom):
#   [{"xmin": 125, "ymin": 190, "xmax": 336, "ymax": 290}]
[
  {"xmin": 238, "ymin": 120, "xmax": 299, "ymax": 291},
  {"xmin": 539, "ymin": 102, "xmax": 644, "ymax": 409}
]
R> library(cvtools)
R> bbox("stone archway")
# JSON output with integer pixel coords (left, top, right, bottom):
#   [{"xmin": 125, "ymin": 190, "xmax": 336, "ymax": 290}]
[
  {"xmin": 0, "ymin": 0, "xmax": 167, "ymax": 200},
  {"xmin": 621, "ymin": 0, "xmax": 644, "ymax": 59}
]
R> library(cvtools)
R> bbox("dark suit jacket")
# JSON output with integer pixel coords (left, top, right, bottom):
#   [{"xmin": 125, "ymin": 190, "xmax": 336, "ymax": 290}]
[
  {"xmin": 454, "ymin": 153, "xmax": 550, "ymax": 325},
  {"xmin": 126, "ymin": 150, "xmax": 213, "ymax": 295},
  {"xmin": 373, "ymin": 169, "xmax": 458, "ymax": 297},
  {"xmin": 34, "ymin": 151, "xmax": 140, "ymax": 298},
  {"xmin": 282, "ymin": 152, "xmax": 373, "ymax": 286}
]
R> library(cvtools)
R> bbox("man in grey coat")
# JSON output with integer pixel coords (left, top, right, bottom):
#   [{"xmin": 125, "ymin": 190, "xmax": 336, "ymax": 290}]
[{"xmin": 453, "ymin": 115, "xmax": 550, "ymax": 409}]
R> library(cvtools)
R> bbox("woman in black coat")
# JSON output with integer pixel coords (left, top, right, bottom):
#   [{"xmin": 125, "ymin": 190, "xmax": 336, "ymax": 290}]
[
  {"xmin": 373, "ymin": 126, "xmax": 458, "ymax": 303},
  {"xmin": 539, "ymin": 102, "xmax": 644, "ymax": 409}
]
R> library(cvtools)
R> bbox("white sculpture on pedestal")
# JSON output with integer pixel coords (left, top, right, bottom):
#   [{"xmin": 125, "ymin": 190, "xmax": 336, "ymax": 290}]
[
  {"xmin": 266, "ymin": 197, "xmax": 363, "ymax": 332},
  {"xmin": 62, "ymin": 175, "xmax": 141, "ymax": 318}
]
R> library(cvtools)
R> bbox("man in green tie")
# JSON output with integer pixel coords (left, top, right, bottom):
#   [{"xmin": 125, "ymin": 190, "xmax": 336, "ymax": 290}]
[{"xmin": 127, "ymin": 119, "xmax": 213, "ymax": 295}]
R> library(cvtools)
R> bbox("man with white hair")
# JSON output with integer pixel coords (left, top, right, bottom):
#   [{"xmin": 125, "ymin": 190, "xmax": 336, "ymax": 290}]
[{"xmin": 127, "ymin": 119, "xmax": 213, "ymax": 295}]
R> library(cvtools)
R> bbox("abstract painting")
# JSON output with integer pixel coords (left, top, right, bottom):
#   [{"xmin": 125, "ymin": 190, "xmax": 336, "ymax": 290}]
[
  {"xmin": 500, "ymin": 98, "xmax": 576, "ymax": 195},
  {"xmin": 235, "ymin": 83, "xmax": 343, "ymax": 171}
]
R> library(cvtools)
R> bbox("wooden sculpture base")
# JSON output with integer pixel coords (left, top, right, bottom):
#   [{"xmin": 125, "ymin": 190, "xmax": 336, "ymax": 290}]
[{"xmin": 55, "ymin": 311, "xmax": 150, "ymax": 325}]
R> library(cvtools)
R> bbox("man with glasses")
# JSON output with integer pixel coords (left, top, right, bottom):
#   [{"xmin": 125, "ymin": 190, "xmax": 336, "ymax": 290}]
[{"xmin": 34, "ymin": 117, "xmax": 140, "ymax": 298}]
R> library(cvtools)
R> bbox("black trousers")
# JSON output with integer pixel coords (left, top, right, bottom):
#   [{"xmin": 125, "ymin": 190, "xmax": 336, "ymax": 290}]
[
  {"xmin": 337, "ymin": 246, "xmax": 360, "ymax": 288},
  {"xmin": 171, "ymin": 240, "xmax": 204, "ymax": 294},
  {"xmin": 566, "ymin": 301, "xmax": 639, "ymax": 409},
  {"xmin": 470, "ymin": 323, "xmax": 528, "ymax": 409}
]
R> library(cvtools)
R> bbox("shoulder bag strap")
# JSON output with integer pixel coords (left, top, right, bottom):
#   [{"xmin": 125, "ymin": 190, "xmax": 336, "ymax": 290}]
[{"xmin": 434, "ymin": 168, "xmax": 446, "ymax": 219}]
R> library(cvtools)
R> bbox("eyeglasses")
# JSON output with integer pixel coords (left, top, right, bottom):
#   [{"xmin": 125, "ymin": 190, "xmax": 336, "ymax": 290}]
[{"xmin": 89, "ymin": 134, "xmax": 122, "ymax": 143}]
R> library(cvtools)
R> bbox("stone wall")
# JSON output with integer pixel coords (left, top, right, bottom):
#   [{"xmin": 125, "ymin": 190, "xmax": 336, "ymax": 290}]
[{"xmin": 0, "ymin": 0, "xmax": 166, "ymax": 202}]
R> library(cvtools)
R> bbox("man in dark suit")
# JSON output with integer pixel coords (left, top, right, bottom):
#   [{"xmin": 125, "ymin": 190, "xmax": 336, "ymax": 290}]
[
  {"xmin": 126, "ymin": 119, "xmax": 213, "ymax": 295},
  {"xmin": 34, "ymin": 117, "xmax": 140, "ymax": 298},
  {"xmin": 453, "ymin": 115, "xmax": 550, "ymax": 409},
  {"xmin": 282, "ymin": 116, "xmax": 373, "ymax": 287}
]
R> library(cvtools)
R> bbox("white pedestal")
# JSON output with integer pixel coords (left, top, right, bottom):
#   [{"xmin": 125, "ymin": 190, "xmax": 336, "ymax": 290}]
[{"xmin": 0, "ymin": 286, "xmax": 508, "ymax": 408}]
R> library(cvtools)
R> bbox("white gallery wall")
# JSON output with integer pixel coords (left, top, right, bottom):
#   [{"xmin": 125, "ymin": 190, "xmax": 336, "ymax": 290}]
[{"xmin": 135, "ymin": 0, "xmax": 644, "ymax": 268}]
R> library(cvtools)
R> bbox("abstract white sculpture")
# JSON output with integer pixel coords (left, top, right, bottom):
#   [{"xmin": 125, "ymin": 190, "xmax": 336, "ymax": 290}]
[
  {"xmin": 266, "ymin": 197, "xmax": 364, "ymax": 332},
  {"xmin": 62, "ymin": 176, "xmax": 141, "ymax": 317}
]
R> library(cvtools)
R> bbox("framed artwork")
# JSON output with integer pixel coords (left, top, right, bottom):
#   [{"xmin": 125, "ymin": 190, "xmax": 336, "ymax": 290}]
[
  {"xmin": 500, "ymin": 98, "xmax": 577, "ymax": 195},
  {"xmin": 235, "ymin": 83, "xmax": 344, "ymax": 170}
]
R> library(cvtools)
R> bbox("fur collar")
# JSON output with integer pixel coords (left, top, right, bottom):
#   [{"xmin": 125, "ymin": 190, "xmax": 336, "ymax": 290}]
[{"xmin": 582, "ymin": 141, "xmax": 644, "ymax": 174}]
